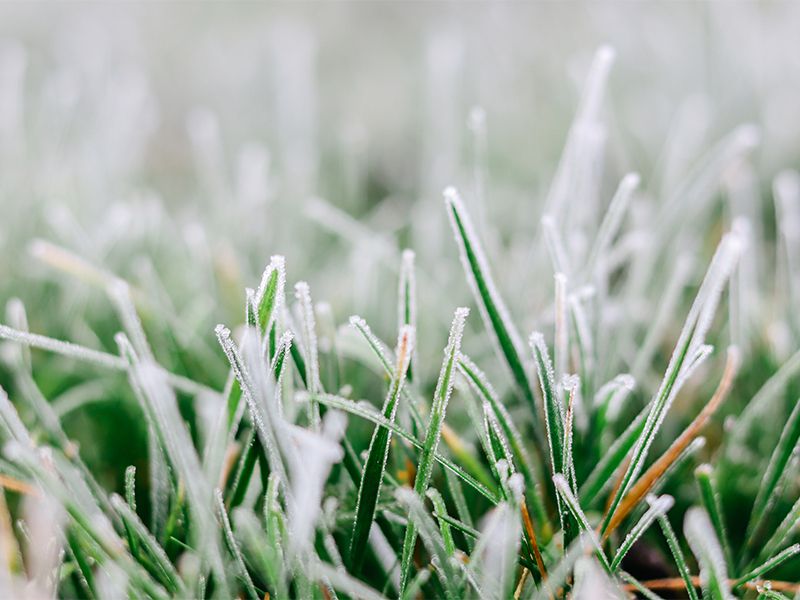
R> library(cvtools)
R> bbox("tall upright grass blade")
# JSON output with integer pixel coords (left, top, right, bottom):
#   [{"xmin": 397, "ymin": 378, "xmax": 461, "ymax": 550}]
[
  {"xmin": 349, "ymin": 325, "xmax": 414, "ymax": 572},
  {"xmin": 398, "ymin": 249, "xmax": 417, "ymax": 381},
  {"xmin": 657, "ymin": 512, "xmax": 700, "ymax": 600},
  {"xmin": 444, "ymin": 189, "xmax": 539, "ymax": 431},
  {"xmin": 399, "ymin": 307, "xmax": 468, "ymax": 593},
  {"xmin": 695, "ymin": 464, "xmax": 734, "ymax": 573}
]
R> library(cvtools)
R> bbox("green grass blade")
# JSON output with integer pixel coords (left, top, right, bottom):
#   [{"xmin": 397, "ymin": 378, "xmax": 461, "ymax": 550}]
[
  {"xmin": 694, "ymin": 464, "xmax": 734, "ymax": 573},
  {"xmin": 657, "ymin": 512, "xmax": 700, "ymax": 600},
  {"xmin": 552, "ymin": 474, "xmax": 611, "ymax": 572},
  {"xmin": 399, "ymin": 307, "xmax": 468, "ymax": 594},
  {"xmin": 530, "ymin": 333, "xmax": 565, "ymax": 477},
  {"xmin": 311, "ymin": 392, "xmax": 498, "ymax": 503},
  {"xmin": 610, "ymin": 494, "xmax": 674, "ymax": 571},
  {"xmin": 215, "ymin": 488, "xmax": 258, "ymax": 600},
  {"xmin": 458, "ymin": 355, "xmax": 548, "ymax": 531},
  {"xmin": 759, "ymin": 495, "xmax": 800, "ymax": 564},
  {"xmin": 427, "ymin": 488, "xmax": 456, "ymax": 556},
  {"xmin": 746, "ymin": 397, "xmax": 800, "ymax": 551},
  {"xmin": 734, "ymin": 544, "xmax": 800, "ymax": 590},
  {"xmin": 397, "ymin": 488, "xmax": 461, "ymax": 600},
  {"xmin": 444, "ymin": 189, "xmax": 539, "ymax": 425},
  {"xmin": 349, "ymin": 325, "xmax": 414, "ymax": 572},
  {"xmin": 109, "ymin": 494, "xmax": 185, "ymax": 596},
  {"xmin": 398, "ymin": 249, "xmax": 417, "ymax": 382}
]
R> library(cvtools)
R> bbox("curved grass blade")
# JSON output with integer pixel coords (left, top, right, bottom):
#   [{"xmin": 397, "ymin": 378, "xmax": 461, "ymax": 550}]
[
  {"xmin": 349, "ymin": 326, "xmax": 414, "ymax": 572},
  {"xmin": 399, "ymin": 307, "xmax": 468, "ymax": 594}
]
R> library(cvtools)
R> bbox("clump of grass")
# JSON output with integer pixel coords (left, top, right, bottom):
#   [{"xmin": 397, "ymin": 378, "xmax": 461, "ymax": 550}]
[{"xmin": 0, "ymin": 36, "xmax": 799, "ymax": 600}]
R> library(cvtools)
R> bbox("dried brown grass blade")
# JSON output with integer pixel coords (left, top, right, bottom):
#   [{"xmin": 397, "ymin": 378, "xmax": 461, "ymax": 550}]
[{"xmin": 604, "ymin": 347, "xmax": 740, "ymax": 539}]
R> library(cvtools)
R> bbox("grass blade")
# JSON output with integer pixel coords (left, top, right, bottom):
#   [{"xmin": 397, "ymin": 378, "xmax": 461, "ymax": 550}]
[
  {"xmin": 444, "ymin": 189, "xmax": 540, "ymax": 433},
  {"xmin": 685, "ymin": 507, "xmax": 733, "ymax": 600},
  {"xmin": 399, "ymin": 307, "xmax": 468, "ymax": 593},
  {"xmin": 745, "ymin": 396, "xmax": 800, "ymax": 552},
  {"xmin": 695, "ymin": 464, "xmax": 734, "ymax": 573},
  {"xmin": 349, "ymin": 326, "xmax": 414, "ymax": 572},
  {"xmin": 606, "ymin": 347, "xmax": 739, "ymax": 536},
  {"xmin": 552, "ymin": 474, "xmax": 611, "ymax": 572},
  {"xmin": 610, "ymin": 494, "xmax": 674, "ymax": 571},
  {"xmin": 601, "ymin": 229, "xmax": 743, "ymax": 536},
  {"xmin": 657, "ymin": 512, "xmax": 700, "ymax": 600},
  {"xmin": 734, "ymin": 545, "xmax": 800, "ymax": 590}
]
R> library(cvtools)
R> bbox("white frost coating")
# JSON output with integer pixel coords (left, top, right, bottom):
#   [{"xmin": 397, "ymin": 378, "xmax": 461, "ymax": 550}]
[
  {"xmin": 594, "ymin": 374, "xmax": 635, "ymax": 422},
  {"xmin": 623, "ymin": 228, "xmax": 743, "ymax": 502},
  {"xmin": 368, "ymin": 525, "xmax": 401, "ymax": 592},
  {"xmin": 217, "ymin": 326, "xmax": 288, "ymax": 487},
  {"xmin": 774, "ymin": 170, "xmax": 800, "ymax": 304},
  {"xmin": 587, "ymin": 172, "xmax": 640, "ymax": 278},
  {"xmin": 417, "ymin": 307, "xmax": 469, "ymax": 492},
  {"xmin": 444, "ymin": 188, "xmax": 527, "ymax": 377},
  {"xmin": 544, "ymin": 45, "xmax": 616, "ymax": 226},
  {"xmin": 307, "ymin": 558, "xmax": 387, "ymax": 600},
  {"xmin": 611, "ymin": 494, "xmax": 674, "ymax": 569},
  {"xmin": 256, "ymin": 256, "xmax": 287, "ymax": 327},
  {"xmin": 573, "ymin": 557, "xmax": 625, "ymax": 600},
  {"xmin": 0, "ymin": 385, "xmax": 34, "ymax": 448},
  {"xmin": 541, "ymin": 215, "xmax": 571, "ymax": 277},
  {"xmin": 554, "ymin": 273, "xmax": 569, "ymax": 385},
  {"xmin": 530, "ymin": 331, "xmax": 564, "ymax": 423},
  {"xmin": 533, "ymin": 533, "xmax": 598, "ymax": 600},
  {"xmin": 24, "ymin": 486, "xmax": 66, "ymax": 599},
  {"xmin": 295, "ymin": 281, "xmax": 322, "ymax": 396},
  {"xmin": 0, "ymin": 324, "xmax": 127, "ymax": 371},
  {"xmin": 286, "ymin": 410, "xmax": 346, "ymax": 556},
  {"xmin": 95, "ymin": 563, "xmax": 128, "ymax": 600},
  {"xmin": 470, "ymin": 502, "xmax": 521, "ymax": 600},
  {"xmin": 132, "ymin": 361, "xmax": 231, "ymax": 596},
  {"xmin": 552, "ymin": 474, "xmax": 606, "ymax": 560},
  {"xmin": 684, "ymin": 507, "xmax": 733, "ymax": 599},
  {"xmin": 396, "ymin": 488, "xmax": 457, "ymax": 592},
  {"xmin": 107, "ymin": 278, "xmax": 153, "ymax": 361},
  {"xmin": 349, "ymin": 315, "xmax": 394, "ymax": 369},
  {"xmin": 215, "ymin": 488, "xmax": 257, "ymax": 598},
  {"xmin": 5, "ymin": 298, "xmax": 31, "ymax": 371}
]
